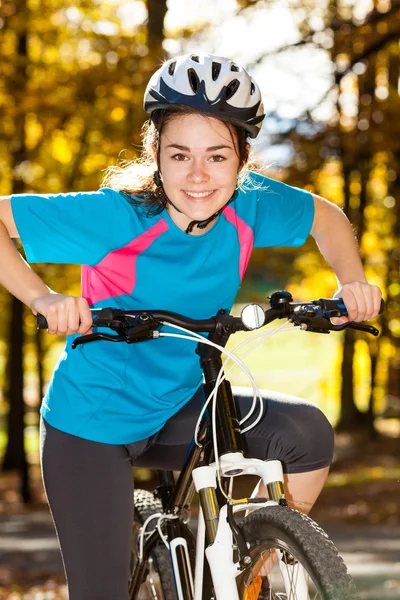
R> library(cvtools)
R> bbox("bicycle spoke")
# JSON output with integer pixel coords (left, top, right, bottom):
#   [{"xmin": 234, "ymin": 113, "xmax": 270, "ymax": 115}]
[{"xmin": 241, "ymin": 545, "xmax": 324, "ymax": 599}]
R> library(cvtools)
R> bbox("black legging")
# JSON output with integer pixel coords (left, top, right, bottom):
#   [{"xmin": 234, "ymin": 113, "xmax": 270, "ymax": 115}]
[{"xmin": 40, "ymin": 387, "xmax": 334, "ymax": 600}]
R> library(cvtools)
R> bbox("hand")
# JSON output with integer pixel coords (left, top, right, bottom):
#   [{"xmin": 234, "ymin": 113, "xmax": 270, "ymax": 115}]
[
  {"xmin": 331, "ymin": 282, "xmax": 382, "ymax": 325},
  {"xmin": 31, "ymin": 293, "xmax": 93, "ymax": 336}
]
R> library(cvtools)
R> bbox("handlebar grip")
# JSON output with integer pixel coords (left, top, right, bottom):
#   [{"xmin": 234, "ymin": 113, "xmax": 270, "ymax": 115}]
[
  {"xmin": 37, "ymin": 314, "xmax": 49, "ymax": 330},
  {"xmin": 339, "ymin": 297, "xmax": 385, "ymax": 317}
]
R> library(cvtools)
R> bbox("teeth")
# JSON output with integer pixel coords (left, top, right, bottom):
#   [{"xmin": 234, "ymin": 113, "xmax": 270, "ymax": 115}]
[{"xmin": 185, "ymin": 190, "xmax": 214, "ymax": 198}]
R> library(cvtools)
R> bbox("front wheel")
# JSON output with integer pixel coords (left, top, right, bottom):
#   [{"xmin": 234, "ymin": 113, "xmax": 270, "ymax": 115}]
[
  {"xmin": 236, "ymin": 505, "xmax": 357, "ymax": 599},
  {"xmin": 130, "ymin": 489, "xmax": 195, "ymax": 600}
]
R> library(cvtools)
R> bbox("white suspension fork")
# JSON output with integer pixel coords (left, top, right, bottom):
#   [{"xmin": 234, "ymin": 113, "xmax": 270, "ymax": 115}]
[
  {"xmin": 170, "ymin": 537, "xmax": 194, "ymax": 599},
  {"xmin": 194, "ymin": 508, "xmax": 206, "ymax": 600},
  {"xmin": 192, "ymin": 455, "xmax": 286, "ymax": 600}
]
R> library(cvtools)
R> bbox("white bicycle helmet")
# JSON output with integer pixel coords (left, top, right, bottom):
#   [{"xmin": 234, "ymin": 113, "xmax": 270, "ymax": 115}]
[{"xmin": 144, "ymin": 53, "xmax": 265, "ymax": 138}]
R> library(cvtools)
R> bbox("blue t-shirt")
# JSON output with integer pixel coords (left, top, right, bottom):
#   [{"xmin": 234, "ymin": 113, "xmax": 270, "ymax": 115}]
[{"xmin": 11, "ymin": 171, "xmax": 314, "ymax": 444}]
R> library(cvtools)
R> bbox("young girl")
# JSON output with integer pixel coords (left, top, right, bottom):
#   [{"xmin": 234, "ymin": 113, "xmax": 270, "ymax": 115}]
[{"xmin": 0, "ymin": 54, "xmax": 381, "ymax": 599}]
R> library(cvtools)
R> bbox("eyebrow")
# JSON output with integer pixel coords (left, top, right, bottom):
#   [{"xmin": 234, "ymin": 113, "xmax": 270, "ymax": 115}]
[{"xmin": 165, "ymin": 144, "xmax": 232, "ymax": 152}]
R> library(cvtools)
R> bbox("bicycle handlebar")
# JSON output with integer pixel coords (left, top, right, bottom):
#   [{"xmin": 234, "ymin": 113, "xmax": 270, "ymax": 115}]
[{"xmin": 36, "ymin": 291, "xmax": 385, "ymax": 348}]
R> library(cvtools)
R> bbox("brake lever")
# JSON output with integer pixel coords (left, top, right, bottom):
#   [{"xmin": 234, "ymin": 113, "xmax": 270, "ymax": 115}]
[
  {"xmin": 72, "ymin": 332, "xmax": 127, "ymax": 348},
  {"xmin": 291, "ymin": 305, "xmax": 380, "ymax": 336},
  {"xmin": 335, "ymin": 322, "xmax": 380, "ymax": 336}
]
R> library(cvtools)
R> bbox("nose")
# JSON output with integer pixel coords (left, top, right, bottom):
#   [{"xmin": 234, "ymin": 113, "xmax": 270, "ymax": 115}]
[{"xmin": 187, "ymin": 160, "xmax": 210, "ymax": 184}]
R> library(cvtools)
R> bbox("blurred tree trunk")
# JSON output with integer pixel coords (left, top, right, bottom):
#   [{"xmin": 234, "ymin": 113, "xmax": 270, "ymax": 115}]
[
  {"xmin": 1, "ymin": 0, "xmax": 31, "ymax": 503},
  {"xmin": 332, "ymin": 1, "xmax": 368, "ymax": 431},
  {"xmin": 2, "ymin": 298, "xmax": 30, "ymax": 502},
  {"xmin": 366, "ymin": 339, "xmax": 379, "ymax": 438},
  {"xmin": 147, "ymin": 0, "xmax": 168, "ymax": 59}
]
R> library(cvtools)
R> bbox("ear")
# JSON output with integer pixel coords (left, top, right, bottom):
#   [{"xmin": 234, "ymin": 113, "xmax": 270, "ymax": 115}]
[
  {"xmin": 150, "ymin": 144, "xmax": 158, "ymax": 164},
  {"xmin": 238, "ymin": 143, "xmax": 251, "ymax": 172}
]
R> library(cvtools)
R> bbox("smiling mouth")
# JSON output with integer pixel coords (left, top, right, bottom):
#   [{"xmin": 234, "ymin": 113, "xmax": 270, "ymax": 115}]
[{"xmin": 183, "ymin": 190, "xmax": 216, "ymax": 199}]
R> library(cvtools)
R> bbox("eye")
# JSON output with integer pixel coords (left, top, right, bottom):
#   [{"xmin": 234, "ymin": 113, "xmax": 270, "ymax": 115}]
[
  {"xmin": 210, "ymin": 155, "xmax": 226, "ymax": 162},
  {"xmin": 171, "ymin": 153, "xmax": 188, "ymax": 161}
]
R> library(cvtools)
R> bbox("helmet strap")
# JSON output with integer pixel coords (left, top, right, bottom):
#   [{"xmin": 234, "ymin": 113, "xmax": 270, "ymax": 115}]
[{"xmin": 185, "ymin": 210, "xmax": 223, "ymax": 234}]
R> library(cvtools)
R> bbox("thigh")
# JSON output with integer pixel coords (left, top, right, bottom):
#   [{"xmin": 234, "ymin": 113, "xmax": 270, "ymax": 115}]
[
  {"xmin": 131, "ymin": 386, "xmax": 205, "ymax": 470},
  {"xmin": 233, "ymin": 386, "xmax": 334, "ymax": 473},
  {"xmin": 40, "ymin": 418, "xmax": 134, "ymax": 600},
  {"xmin": 132, "ymin": 386, "xmax": 333, "ymax": 475}
]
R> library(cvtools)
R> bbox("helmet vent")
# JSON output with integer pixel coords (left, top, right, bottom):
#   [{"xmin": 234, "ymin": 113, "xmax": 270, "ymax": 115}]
[
  {"xmin": 250, "ymin": 82, "xmax": 255, "ymax": 95},
  {"xmin": 226, "ymin": 79, "xmax": 240, "ymax": 100},
  {"xmin": 230, "ymin": 64, "xmax": 239, "ymax": 72},
  {"xmin": 187, "ymin": 68, "xmax": 201, "ymax": 92},
  {"xmin": 168, "ymin": 61, "xmax": 176, "ymax": 76},
  {"xmin": 190, "ymin": 55, "xmax": 200, "ymax": 63},
  {"xmin": 212, "ymin": 62, "xmax": 222, "ymax": 81}
]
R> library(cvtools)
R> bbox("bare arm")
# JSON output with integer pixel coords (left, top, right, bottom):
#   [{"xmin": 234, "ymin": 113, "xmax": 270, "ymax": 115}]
[
  {"xmin": 311, "ymin": 194, "xmax": 382, "ymax": 322},
  {"xmin": 0, "ymin": 196, "xmax": 51, "ymax": 306},
  {"xmin": 0, "ymin": 196, "xmax": 92, "ymax": 335}
]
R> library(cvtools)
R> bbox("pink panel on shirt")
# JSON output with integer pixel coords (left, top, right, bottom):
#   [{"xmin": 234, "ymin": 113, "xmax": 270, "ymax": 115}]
[
  {"xmin": 222, "ymin": 205, "xmax": 254, "ymax": 280},
  {"xmin": 82, "ymin": 219, "xmax": 169, "ymax": 305}
]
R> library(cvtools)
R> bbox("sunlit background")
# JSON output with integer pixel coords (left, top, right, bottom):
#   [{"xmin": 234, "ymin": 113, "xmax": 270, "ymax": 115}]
[
  {"xmin": 0, "ymin": 0, "xmax": 399, "ymax": 596},
  {"xmin": 0, "ymin": 0, "xmax": 399, "ymax": 527}
]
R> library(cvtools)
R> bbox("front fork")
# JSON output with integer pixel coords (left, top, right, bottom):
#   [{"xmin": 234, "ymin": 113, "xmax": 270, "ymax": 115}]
[{"xmin": 192, "ymin": 453, "xmax": 286, "ymax": 600}]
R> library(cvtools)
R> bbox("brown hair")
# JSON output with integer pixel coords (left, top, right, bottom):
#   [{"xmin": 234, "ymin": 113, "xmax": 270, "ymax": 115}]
[{"xmin": 101, "ymin": 105, "xmax": 253, "ymax": 215}]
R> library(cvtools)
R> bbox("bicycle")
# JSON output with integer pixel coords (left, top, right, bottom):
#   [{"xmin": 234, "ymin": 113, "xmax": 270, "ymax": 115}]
[{"xmin": 38, "ymin": 290, "xmax": 383, "ymax": 599}]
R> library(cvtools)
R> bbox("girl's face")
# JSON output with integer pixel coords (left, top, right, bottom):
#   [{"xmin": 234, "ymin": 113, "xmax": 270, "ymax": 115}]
[{"xmin": 158, "ymin": 113, "xmax": 244, "ymax": 234}]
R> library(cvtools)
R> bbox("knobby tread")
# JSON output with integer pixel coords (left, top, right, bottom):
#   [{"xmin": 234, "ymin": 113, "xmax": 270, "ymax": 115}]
[
  {"xmin": 133, "ymin": 489, "xmax": 177, "ymax": 600},
  {"xmin": 239, "ymin": 505, "xmax": 358, "ymax": 599}
]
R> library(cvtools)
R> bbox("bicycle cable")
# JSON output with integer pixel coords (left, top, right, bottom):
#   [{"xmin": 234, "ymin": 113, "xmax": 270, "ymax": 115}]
[
  {"xmin": 138, "ymin": 512, "xmax": 180, "ymax": 560},
  {"xmin": 209, "ymin": 323, "xmax": 298, "ymax": 500},
  {"xmin": 159, "ymin": 320, "xmax": 298, "ymax": 502},
  {"xmin": 158, "ymin": 326, "xmax": 261, "ymax": 438}
]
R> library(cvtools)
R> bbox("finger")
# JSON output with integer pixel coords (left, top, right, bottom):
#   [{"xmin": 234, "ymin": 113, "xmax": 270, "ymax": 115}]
[
  {"xmin": 350, "ymin": 283, "xmax": 368, "ymax": 322},
  {"xmin": 331, "ymin": 316, "xmax": 349, "ymax": 325},
  {"xmin": 363, "ymin": 285, "xmax": 376, "ymax": 321},
  {"xmin": 66, "ymin": 300, "xmax": 80, "ymax": 336},
  {"xmin": 341, "ymin": 287, "xmax": 360, "ymax": 321},
  {"xmin": 77, "ymin": 298, "xmax": 93, "ymax": 335},
  {"xmin": 46, "ymin": 305, "xmax": 58, "ymax": 336},
  {"xmin": 372, "ymin": 286, "xmax": 383, "ymax": 319},
  {"xmin": 55, "ymin": 303, "xmax": 68, "ymax": 336}
]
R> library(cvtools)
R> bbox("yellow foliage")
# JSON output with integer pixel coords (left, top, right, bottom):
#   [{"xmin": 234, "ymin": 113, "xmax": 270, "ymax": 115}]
[
  {"xmin": 25, "ymin": 113, "xmax": 43, "ymax": 150},
  {"xmin": 51, "ymin": 131, "xmax": 73, "ymax": 165},
  {"xmin": 43, "ymin": 46, "xmax": 60, "ymax": 65},
  {"xmin": 315, "ymin": 160, "xmax": 344, "ymax": 206},
  {"xmin": 353, "ymin": 339, "xmax": 371, "ymax": 411},
  {"xmin": 111, "ymin": 106, "xmax": 126, "ymax": 122},
  {"xmin": 361, "ymin": 231, "xmax": 380, "ymax": 254},
  {"xmin": 113, "ymin": 85, "xmax": 134, "ymax": 101},
  {"xmin": 78, "ymin": 52, "xmax": 102, "ymax": 69},
  {"xmin": 368, "ymin": 177, "xmax": 387, "ymax": 200},
  {"xmin": 29, "ymin": 34, "xmax": 43, "ymax": 63},
  {"xmin": 388, "ymin": 283, "xmax": 400, "ymax": 297},
  {"xmin": 349, "ymin": 195, "xmax": 360, "ymax": 209},
  {"xmin": 81, "ymin": 153, "xmax": 108, "ymax": 175},
  {"xmin": 350, "ymin": 180, "xmax": 361, "ymax": 195},
  {"xmin": 389, "ymin": 319, "xmax": 400, "ymax": 337}
]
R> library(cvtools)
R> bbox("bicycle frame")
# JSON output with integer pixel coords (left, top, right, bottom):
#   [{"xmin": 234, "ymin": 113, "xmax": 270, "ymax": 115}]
[
  {"xmin": 36, "ymin": 293, "xmax": 381, "ymax": 599},
  {"xmin": 129, "ymin": 314, "xmax": 288, "ymax": 600}
]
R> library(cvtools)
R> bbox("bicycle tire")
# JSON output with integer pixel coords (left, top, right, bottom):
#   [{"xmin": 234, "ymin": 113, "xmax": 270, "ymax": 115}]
[
  {"xmin": 236, "ymin": 505, "xmax": 357, "ymax": 600},
  {"xmin": 130, "ymin": 489, "xmax": 195, "ymax": 600}
]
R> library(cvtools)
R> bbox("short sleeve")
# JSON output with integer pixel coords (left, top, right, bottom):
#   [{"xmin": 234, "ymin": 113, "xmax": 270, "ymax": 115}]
[
  {"xmin": 11, "ymin": 188, "xmax": 140, "ymax": 265},
  {"xmin": 252, "ymin": 177, "xmax": 314, "ymax": 248}
]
